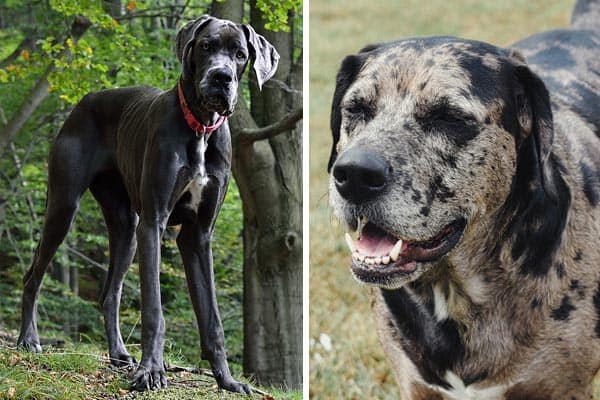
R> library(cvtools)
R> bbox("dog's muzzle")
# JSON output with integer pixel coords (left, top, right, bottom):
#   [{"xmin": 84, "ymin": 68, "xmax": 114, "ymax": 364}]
[
  {"xmin": 333, "ymin": 147, "xmax": 392, "ymax": 203},
  {"xmin": 200, "ymin": 66, "xmax": 238, "ymax": 115}
]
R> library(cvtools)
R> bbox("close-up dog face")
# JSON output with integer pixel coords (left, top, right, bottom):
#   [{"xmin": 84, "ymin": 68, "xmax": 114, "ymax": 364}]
[
  {"xmin": 328, "ymin": 38, "xmax": 549, "ymax": 289},
  {"xmin": 176, "ymin": 16, "xmax": 279, "ymax": 116},
  {"xmin": 192, "ymin": 22, "xmax": 249, "ymax": 115}
]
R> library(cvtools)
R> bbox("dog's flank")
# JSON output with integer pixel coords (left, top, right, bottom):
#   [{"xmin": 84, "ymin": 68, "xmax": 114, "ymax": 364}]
[
  {"xmin": 328, "ymin": 1, "xmax": 600, "ymax": 398},
  {"xmin": 16, "ymin": 15, "xmax": 278, "ymax": 393}
]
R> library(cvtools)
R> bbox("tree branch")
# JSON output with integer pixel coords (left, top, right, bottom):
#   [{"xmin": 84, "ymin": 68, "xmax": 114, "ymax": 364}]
[
  {"xmin": 115, "ymin": 11, "xmax": 181, "ymax": 21},
  {"xmin": 0, "ymin": 36, "xmax": 37, "ymax": 68},
  {"xmin": 237, "ymin": 107, "xmax": 302, "ymax": 144},
  {"xmin": 64, "ymin": 245, "xmax": 140, "ymax": 295},
  {"xmin": 0, "ymin": 16, "xmax": 91, "ymax": 159}
]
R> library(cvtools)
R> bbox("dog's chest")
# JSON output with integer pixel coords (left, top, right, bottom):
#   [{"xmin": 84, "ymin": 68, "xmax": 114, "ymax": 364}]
[
  {"xmin": 179, "ymin": 136, "xmax": 210, "ymax": 210},
  {"xmin": 179, "ymin": 175, "xmax": 208, "ymax": 211},
  {"xmin": 379, "ymin": 283, "xmax": 512, "ymax": 398}
]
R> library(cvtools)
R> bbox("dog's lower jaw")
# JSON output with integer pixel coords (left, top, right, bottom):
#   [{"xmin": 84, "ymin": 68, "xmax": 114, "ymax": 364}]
[
  {"xmin": 351, "ymin": 260, "xmax": 428, "ymax": 289},
  {"xmin": 197, "ymin": 83, "xmax": 237, "ymax": 116}
]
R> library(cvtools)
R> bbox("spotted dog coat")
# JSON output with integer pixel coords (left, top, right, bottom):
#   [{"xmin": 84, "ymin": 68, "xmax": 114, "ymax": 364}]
[{"xmin": 328, "ymin": 1, "xmax": 600, "ymax": 399}]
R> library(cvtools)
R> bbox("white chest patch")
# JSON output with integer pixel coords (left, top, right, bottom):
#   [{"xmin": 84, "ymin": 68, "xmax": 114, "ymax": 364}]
[
  {"xmin": 437, "ymin": 371, "xmax": 508, "ymax": 400},
  {"xmin": 182, "ymin": 175, "xmax": 208, "ymax": 210},
  {"xmin": 433, "ymin": 284, "xmax": 449, "ymax": 320}
]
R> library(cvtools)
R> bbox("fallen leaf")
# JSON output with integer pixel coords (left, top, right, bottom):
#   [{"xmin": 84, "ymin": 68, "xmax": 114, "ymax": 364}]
[
  {"xmin": 8, "ymin": 354, "xmax": 20, "ymax": 366},
  {"xmin": 261, "ymin": 396, "xmax": 275, "ymax": 400},
  {"xmin": 118, "ymin": 388, "xmax": 129, "ymax": 395},
  {"xmin": 126, "ymin": 1, "xmax": 136, "ymax": 11},
  {"xmin": 20, "ymin": 49, "xmax": 30, "ymax": 61},
  {"xmin": 7, "ymin": 387, "xmax": 16, "ymax": 399}
]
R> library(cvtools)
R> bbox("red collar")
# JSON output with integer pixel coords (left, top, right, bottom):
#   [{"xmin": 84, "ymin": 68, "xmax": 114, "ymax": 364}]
[{"xmin": 177, "ymin": 80, "xmax": 226, "ymax": 135}]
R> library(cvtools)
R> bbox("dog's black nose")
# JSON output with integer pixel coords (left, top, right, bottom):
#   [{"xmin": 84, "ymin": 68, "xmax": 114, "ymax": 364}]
[
  {"xmin": 333, "ymin": 147, "xmax": 391, "ymax": 202},
  {"xmin": 210, "ymin": 68, "xmax": 233, "ymax": 86}
]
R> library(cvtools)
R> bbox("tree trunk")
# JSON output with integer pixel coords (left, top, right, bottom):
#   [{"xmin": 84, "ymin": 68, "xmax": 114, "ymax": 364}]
[
  {"xmin": 0, "ymin": 75, "xmax": 51, "ymax": 158},
  {"xmin": 109, "ymin": 0, "xmax": 123, "ymax": 18},
  {"xmin": 210, "ymin": 0, "xmax": 302, "ymax": 389},
  {"xmin": 0, "ymin": 36, "xmax": 37, "ymax": 68}
]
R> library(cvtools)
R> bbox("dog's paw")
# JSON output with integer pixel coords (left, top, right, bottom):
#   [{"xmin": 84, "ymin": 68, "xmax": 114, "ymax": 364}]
[
  {"xmin": 219, "ymin": 377, "xmax": 251, "ymax": 394},
  {"xmin": 110, "ymin": 352, "xmax": 137, "ymax": 369},
  {"xmin": 16, "ymin": 337, "xmax": 42, "ymax": 353},
  {"xmin": 130, "ymin": 363, "xmax": 167, "ymax": 391}
]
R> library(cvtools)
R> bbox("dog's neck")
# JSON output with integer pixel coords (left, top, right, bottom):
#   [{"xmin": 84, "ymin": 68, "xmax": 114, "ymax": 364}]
[{"xmin": 178, "ymin": 77, "xmax": 221, "ymax": 127}]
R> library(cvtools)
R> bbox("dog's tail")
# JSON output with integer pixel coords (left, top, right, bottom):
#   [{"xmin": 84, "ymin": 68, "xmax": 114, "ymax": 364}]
[{"xmin": 572, "ymin": 0, "xmax": 600, "ymax": 31}]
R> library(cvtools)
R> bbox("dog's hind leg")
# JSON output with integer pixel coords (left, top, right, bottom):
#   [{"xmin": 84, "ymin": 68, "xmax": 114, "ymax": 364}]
[
  {"xmin": 90, "ymin": 172, "xmax": 138, "ymax": 368},
  {"xmin": 17, "ymin": 127, "xmax": 95, "ymax": 352}
]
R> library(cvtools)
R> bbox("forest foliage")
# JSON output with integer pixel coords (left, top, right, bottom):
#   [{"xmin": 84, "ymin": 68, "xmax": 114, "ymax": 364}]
[{"xmin": 0, "ymin": 0, "xmax": 300, "ymax": 380}]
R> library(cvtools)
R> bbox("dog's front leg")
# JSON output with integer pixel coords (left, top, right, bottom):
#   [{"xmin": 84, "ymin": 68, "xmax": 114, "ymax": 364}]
[
  {"xmin": 129, "ymin": 147, "xmax": 182, "ymax": 391},
  {"xmin": 176, "ymin": 177, "xmax": 251, "ymax": 394},
  {"xmin": 130, "ymin": 215, "xmax": 168, "ymax": 390}
]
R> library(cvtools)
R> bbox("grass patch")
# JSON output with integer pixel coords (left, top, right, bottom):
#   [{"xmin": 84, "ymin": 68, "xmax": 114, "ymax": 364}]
[
  {"xmin": 308, "ymin": 1, "xmax": 595, "ymax": 399},
  {"xmin": 0, "ymin": 333, "xmax": 298, "ymax": 400},
  {"xmin": 0, "ymin": 343, "xmax": 123, "ymax": 400}
]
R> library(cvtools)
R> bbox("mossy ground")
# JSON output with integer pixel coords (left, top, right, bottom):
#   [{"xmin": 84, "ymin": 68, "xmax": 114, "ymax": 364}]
[{"xmin": 0, "ymin": 331, "xmax": 300, "ymax": 400}]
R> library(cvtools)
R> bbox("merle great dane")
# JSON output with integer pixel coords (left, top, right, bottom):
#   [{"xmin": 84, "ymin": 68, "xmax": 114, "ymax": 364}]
[
  {"xmin": 16, "ymin": 15, "xmax": 278, "ymax": 392},
  {"xmin": 328, "ymin": 1, "xmax": 600, "ymax": 399}
]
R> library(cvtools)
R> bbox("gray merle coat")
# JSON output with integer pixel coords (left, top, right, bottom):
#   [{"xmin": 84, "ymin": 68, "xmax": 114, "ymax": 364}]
[{"xmin": 328, "ymin": 1, "xmax": 600, "ymax": 399}]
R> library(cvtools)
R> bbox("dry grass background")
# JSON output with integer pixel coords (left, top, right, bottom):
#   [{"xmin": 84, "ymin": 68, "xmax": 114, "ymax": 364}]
[{"xmin": 308, "ymin": 1, "xmax": 585, "ymax": 399}]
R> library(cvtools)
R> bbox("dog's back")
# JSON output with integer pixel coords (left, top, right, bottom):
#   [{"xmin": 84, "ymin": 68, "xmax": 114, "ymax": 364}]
[{"xmin": 513, "ymin": 3, "xmax": 600, "ymax": 135}]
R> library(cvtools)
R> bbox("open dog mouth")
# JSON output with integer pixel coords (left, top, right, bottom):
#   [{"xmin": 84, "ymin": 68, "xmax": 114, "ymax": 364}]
[{"xmin": 344, "ymin": 217, "xmax": 466, "ymax": 285}]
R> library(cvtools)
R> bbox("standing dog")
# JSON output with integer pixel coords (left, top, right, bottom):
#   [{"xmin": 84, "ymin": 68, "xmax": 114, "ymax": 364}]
[
  {"xmin": 17, "ymin": 15, "xmax": 278, "ymax": 392},
  {"xmin": 328, "ymin": 1, "xmax": 600, "ymax": 399}
]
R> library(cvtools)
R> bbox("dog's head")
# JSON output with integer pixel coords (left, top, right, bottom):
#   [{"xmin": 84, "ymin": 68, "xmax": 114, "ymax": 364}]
[
  {"xmin": 176, "ymin": 15, "xmax": 279, "ymax": 115},
  {"xmin": 328, "ymin": 37, "xmax": 561, "ymax": 288}
]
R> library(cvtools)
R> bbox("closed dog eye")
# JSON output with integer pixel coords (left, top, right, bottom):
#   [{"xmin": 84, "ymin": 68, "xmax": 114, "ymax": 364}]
[
  {"xmin": 342, "ymin": 95, "xmax": 378, "ymax": 133},
  {"xmin": 344, "ymin": 96, "xmax": 377, "ymax": 121},
  {"xmin": 415, "ymin": 99, "xmax": 479, "ymax": 145}
]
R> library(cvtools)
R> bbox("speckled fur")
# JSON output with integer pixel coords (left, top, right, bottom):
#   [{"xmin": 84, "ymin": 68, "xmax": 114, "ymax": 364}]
[{"xmin": 328, "ymin": 2, "xmax": 600, "ymax": 399}]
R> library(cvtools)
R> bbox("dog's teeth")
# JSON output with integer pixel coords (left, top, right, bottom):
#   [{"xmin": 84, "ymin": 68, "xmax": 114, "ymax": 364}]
[
  {"xmin": 358, "ymin": 253, "xmax": 365, "ymax": 262},
  {"xmin": 374, "ymin": 256, "xmax": 382, "ymax": 265},
  {"xmin": 365, "ymin": 257, "xmax": 375, "ymax": 265},
  {"xmin": 390, "ymin": 239, "xmax": 403, "ymax": 261},
  {"xmin": 352, "ymin": 251, "xmax": 360, "ymax": 260},
  {"xmin": 382, "ymin": 255, "xmax": 390, "ymax": 264},
  {"xmin": 345, "ymin": 233, "xmax": 355, "ymax": 253},
  {"xmin": 357, "ymin": 218, "xmax": 362, "ymax": 239},
  {"xmin": 357, "ymin": 216, "xmax": 368, "ymax": 239}
]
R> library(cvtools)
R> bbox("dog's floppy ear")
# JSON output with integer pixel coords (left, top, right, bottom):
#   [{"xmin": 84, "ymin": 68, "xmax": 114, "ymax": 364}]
[
  {"xmin": 328, "ymin": 52, "xmax": 368, "ymax": 172},
  {"xmin": 176, "ymin": 15, "xmax": 215, "ymax": 80},
  {"xmin": 242, "ymin": 25, "xmax": 279, "ymax": 90},
  {"xmin": 508, "ymin": 49, "xmax": 558, "ymax": 200}
]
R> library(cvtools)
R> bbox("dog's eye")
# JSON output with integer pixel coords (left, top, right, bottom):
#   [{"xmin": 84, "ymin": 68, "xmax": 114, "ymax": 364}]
[
  {"xmin": 434, "ymin": 113, "xmax": 470, "ymax": 124},
  {"xmin": 202, "ymin": 42, "xmax": 210, "ymax": 51},
  {"xmin": 416, "ymin": 99, "xmax": 477, "ymax": 128},
  {"xmin": 236, "ymin": 50, "xmax": 246, "ymax": 59},
  {"xmin": 422, "ymin": 105, "xmax": 477, "ymax": 127}
]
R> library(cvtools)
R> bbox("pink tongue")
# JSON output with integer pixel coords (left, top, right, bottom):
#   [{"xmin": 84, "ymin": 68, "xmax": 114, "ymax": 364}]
[{"xmin": 355, "ymin": 234, "xmax": 396, "ymax": 257}]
